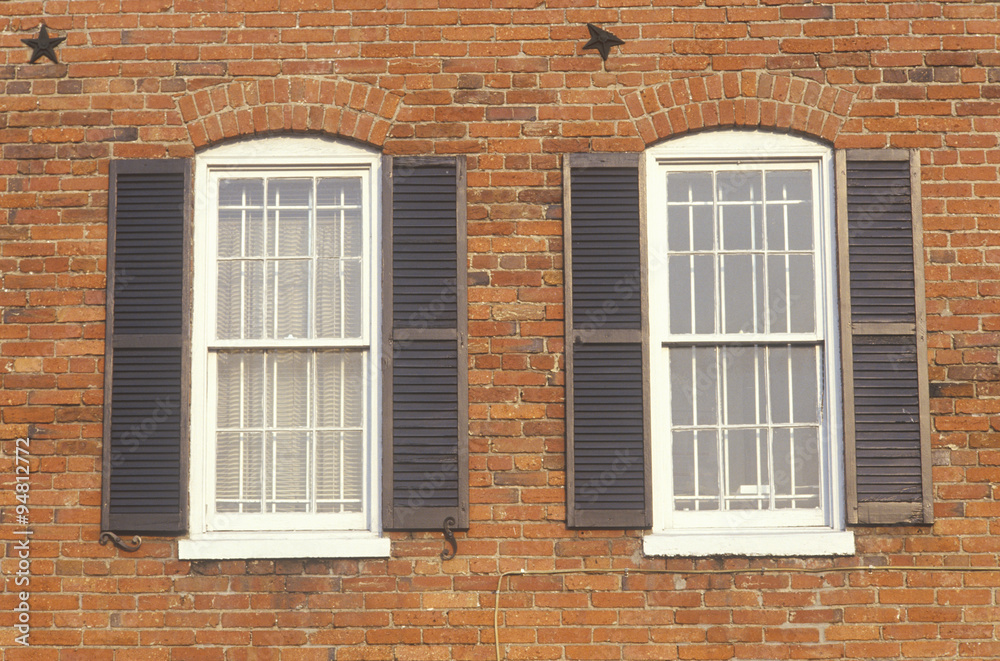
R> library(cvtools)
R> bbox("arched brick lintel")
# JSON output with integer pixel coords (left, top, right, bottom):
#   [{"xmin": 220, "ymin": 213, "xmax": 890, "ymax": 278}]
[
  {"xmin": 623, "ymin": 72, "xmax": 859, "ymax": 147},
  {"xmin": 176, "ymin": 77, "xmax": 403, "ymax": 149}
]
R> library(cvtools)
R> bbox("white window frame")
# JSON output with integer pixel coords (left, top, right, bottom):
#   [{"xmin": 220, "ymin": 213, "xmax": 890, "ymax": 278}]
[
  {"xmin": 643, "ymin": 130, "xmax": 854, "ymax": 557},
  {"xmin": 180, "ymin": 136, "xmax": 389, "ymax": 560}
]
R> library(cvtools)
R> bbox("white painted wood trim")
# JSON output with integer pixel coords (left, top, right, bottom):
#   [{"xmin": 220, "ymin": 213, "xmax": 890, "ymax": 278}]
[
  {"xmin": 179, "ymin": 532, "xmax": 390, "ymax": 560},
  {"xmin": 643, "ymin": 529, "xmax": 855, "ymax": 557}
]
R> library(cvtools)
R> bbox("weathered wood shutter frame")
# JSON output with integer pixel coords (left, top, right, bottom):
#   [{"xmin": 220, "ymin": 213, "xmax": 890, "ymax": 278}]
[
  {"xmin": 382, "ymin": 156, "xmax": 469, "ymax": 531},
  {"xmin": 102, "ymin": 159, "xmax": 191, "ymax": 535},
  {"xmin": 837, "ymin": 149, "xmax": 932, "ymax": 525},
  {"xmin": 564, "ymin": 153, "xmax": 652, "ymax": 529}
]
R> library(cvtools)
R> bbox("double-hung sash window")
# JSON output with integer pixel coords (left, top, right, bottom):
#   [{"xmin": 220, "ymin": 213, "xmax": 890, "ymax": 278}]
[
  {"xmin": 187, "ymin": 138, "xmax": 384, "ymax": 556},
  {"xmin": 648, "ymin": 134, "xmax": 841, "ymax": 536},
  {"xmin": 207, "ymin": 170, "xmax": 372, "ymax": 529}
]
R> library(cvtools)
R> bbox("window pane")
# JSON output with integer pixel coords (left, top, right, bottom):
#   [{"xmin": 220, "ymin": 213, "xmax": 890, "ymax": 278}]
[
  {"xmin": 215, "ymin": 430, "xmax": 241, "ymax": 513},
  {"xmin": 668, "ymin": 256, "xmax": 693, "ymax": 334},
  {"xmin": 692, "ymin": 255, "xmax": 716, "ymax": 334},
  {"xmin": 726, "ymin": 428, "xmax": 768, "ymax": 510},
  {"xmin": 316, "ymin": 258, "xmax": 363, "ymax": 339},
  {"xmin": 218, "ymin": 352, "xmax": 264, "ymax": 429},
  {"xmin": 767, "ymin": 200, "xmax": 814, "ymax": 253},
  {"xmin": 767, "ymin": 346, "xmax": 791, "ymax": 425},
  {"xmin": 721, "ymin": 253, "xmax": 755, "ymax": 334},
  {"xmin": 266, "ymin": 431, "xmax": 309, "ymax": 512},
  {"xmin": 216, "ymin": 431, "xmax": 262, "ymax": 513},
  {"xmin": 772, "ymin": 427, "xmax": 821, "ymax": 510},
  {"xmin": 667, "ymin": 171, "xmax": 713, "ymax": 204},
  {"xmin": 342, "ymin": 258, "xmax": 363, "ymax": 338},
  {"xmin": 772, "ymin": 427, "xmax": 792, "ymax": 505},
  {"xmin": 267, "ymin": 352, "xmax": 310, "ymax": 429},
  {"xmin": 669, "ymin": 348, "xmax": 694, "ymax": 427},
  {"xmin": 720, "ymin": 203, "xmax": 762, "ymax": 252},
  {"xmin": 220, "ymin": 178, "xmax": 264, "ymax": 207},
  {"xmin": 268, "ymin": 261, "xmax": 310, "ymax": 339},
  {"xmin": 766, "ymin": 254, "xmax": 789, "ymax": 334},
  {"xmin": 667, "ymin": 206, "xmax": 691, "ymax": 254},
  {"xmin": 673, "ymin": 430, "xmax": 719, "ymax": 511},
  {"xmin": 672, "ymin": 430, "xmax": 695, "ymax": 499},
  {"xmin": 766, "ymin": 205, "xmax": 788, "ymax": 252},
  {"xmin": 693, "ymin": 348, "xmax": 718, "ymax": 426},
  {"xmin": 766, "ymin": 170, "xmax": 813, "ymax": 252},
  {"xmin": 317, "ymin": 176, "xmax": 362, "ymax": 207},
  {"xmin": 792, "ymin": 427, "xmax": 821, "ymax": 508},
  {"xmin": 218, "ymin": 209, "xmax": 243, "ymax": 258},
  {"xmin": 217, "ymin": 261, "xmax": 266, "ymax": 341},
  {"xmin": 268, "ymin": 208, "xmax": 310, "ymax": 258},
  {"xmin": 343, "ymin": 206, "xmax": 364, "ymax": 258},
  {"xmin": 723, "ymin": 347, "xmax": 764, "ymax": 426},
  {"xmin": 791, "ymin": 346, "xmax": 819, "ymax": 424},
  {"xmin": 316, "ymin": 431, "xmax": 364, "ymax": 513},
  {"xmin": 316, "ymin": 351, "xmax": 365, "ymax": 429},
  {"xmin": 216, "ymin": 261, "xmax": 242, "ymax": 340},
  {"xmin": 786, "ymin": 200, "xmax": 814, "ymax": 252},
  {"xmin": 717, "ymin": 171, "xmax": 761, "ymax": 203},
  {"xmin": 316, "ymin": 259, "xmax": 343, "ymax": 338},
  {"xmin": 670, "ymin": 347, "xmax": 719, "ymax": 427},
  {"xmin": 788, "ymin": 255, "xmax": 815, "ymax": 333},
  {"xmin": 667, "ymin": 204, "xmax": 714, "ymax": 254},
  {"xmin": 244, "ymin": 261, "xmax": 264, "ymax": 339},
  {"xmin": 317, "ymin": 208, "xmax": 343, "ymax": 260},
  {"xmin": 219, "ymin": 179, "xmax": 265, "ymax": 260},
  {"xmin": 696, "ymin": 431, "xmax": 720, "ymax": 509},
  {"xmin": 267, "ymin": 178, "xmax": 311, "ymax": 208}
]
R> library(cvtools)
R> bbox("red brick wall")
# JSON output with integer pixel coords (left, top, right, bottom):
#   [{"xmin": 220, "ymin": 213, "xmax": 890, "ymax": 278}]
[{"xmin": 2, "ymin": 1, "xmax": 1000, "ymax": 659}]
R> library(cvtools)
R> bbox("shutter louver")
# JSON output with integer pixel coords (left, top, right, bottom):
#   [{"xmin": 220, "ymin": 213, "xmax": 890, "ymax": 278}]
[
  {"xmin": 838, "ymin": 150, "xmax": 932, "ymax": 525},
  {"xmin": 565, "ymin": 154, "xmax": 651, "ymax": 529},
  {"xmin": 102, "ymin": 160, "xmax": 190, "ymax": 534},
  {"xmin": 852, "ymin": 336, "xmax": 923, "ymax": 502},
  {"xmin": 383, "ymin": 157, "xmax": 469, "ymax": 531}
]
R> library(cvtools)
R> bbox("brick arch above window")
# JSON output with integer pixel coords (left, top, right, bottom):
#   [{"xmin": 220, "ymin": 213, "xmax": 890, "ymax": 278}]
[
  {"xmin": 175, "ymin": 77, "xmax": 403, "ymax": 149},
  {"xmin": 622, "ymin": 72, "xmax": 859, "ymax": 146}
]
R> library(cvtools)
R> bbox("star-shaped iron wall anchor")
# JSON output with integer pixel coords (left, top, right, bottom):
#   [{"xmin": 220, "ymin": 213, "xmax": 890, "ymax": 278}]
[
  {"xmin": 582, "ymin": 23, "xmax": 624, "ymax": 62},
  {"xmin": 21, "ymin": 24, "xmax": 66, "ymax": 64}
]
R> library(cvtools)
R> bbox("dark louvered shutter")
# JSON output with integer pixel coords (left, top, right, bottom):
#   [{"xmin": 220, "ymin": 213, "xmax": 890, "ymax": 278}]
[
  {"xmin": 383, "ymin": 156, "xmax": 469, "ymax": 531},
  {"xmin": 838, "ymin": 150, "xmax": 932, "ymax": 525},
  {"xmin": 565, "ymin": 153, "xmax": 651, "ymax": 529},
  {"xmin": 102, "ymin": 160, "xmax": 190, "ymax": 534}
]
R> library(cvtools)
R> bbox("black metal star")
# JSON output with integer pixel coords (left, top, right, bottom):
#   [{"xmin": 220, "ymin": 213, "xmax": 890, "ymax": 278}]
[
  {"xmin": 21, "ymin": 25, "xmax": 66, "ymax": 64},
  {"xmin": 582, "ymin": 23, "xmax": 624, "ymax": 62}
]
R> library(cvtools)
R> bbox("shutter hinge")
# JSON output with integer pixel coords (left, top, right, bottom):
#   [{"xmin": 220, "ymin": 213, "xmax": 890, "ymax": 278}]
[
  {"xmin": 440, "ymin": 516, "xmax": 457, "ymax": 561},
  {"xmin": 99, "ymin": 532, "xmax": 142, "ymax": 552}
]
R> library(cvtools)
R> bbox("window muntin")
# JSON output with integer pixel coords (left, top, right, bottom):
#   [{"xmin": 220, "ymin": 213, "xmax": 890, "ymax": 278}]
[
  {"xmin": 191, "ymin": 138, "xmax": 381, "ymax": 540},
  {"xmin": 648, "ymin": 132, "xmax": 842, "ymax": 533}
]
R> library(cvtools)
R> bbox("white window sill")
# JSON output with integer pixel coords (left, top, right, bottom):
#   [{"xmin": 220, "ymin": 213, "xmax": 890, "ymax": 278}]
[
  {"xmin": 643, "ymin": 528, "xmax": 855, "ymax": 557},
  {"xmin": 178, "ymin": 532, "xmax": 391, "ymax": 560}
]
